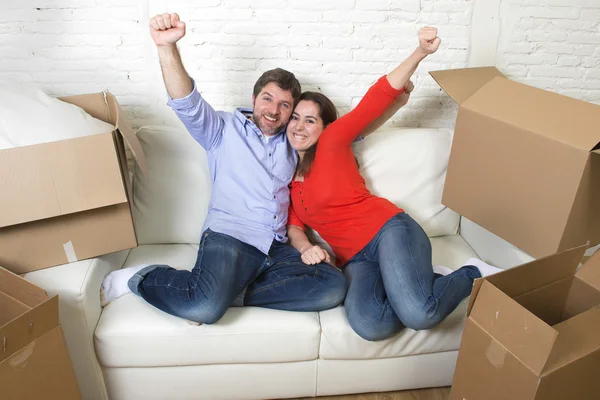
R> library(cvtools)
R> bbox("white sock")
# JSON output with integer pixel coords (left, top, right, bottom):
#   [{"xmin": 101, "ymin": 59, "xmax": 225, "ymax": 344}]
[
  {"xmin": 463, "ymin": 258, "xmax": 503, "ymax": 277},
  {"xmin": 433, "ymin": 265, "xmax": 454, "ymax": 276},
  {"xmin": 100, "ymin": 264, "xmax": 150, "ymax": 306}
]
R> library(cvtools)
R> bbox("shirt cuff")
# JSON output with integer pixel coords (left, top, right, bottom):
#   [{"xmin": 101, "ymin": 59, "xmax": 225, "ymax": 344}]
[
  {"xmin": 378, "ymin": 75, "xmax": 406, "ymax": 97},
  {"xmin": 167, "ymin": 78, "xmax": 202, "ymax": 110}
]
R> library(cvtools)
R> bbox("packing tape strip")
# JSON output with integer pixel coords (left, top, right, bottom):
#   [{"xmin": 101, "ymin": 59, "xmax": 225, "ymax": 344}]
[{"xmin": 63, "ymin": 241, "xmax": 78, "ymax": 263}]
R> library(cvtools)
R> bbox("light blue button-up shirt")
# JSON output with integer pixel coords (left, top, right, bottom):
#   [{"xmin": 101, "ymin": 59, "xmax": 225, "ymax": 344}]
[{"xmin": 168, "ymin": 83, "xmax": 297, "ymax": 254}]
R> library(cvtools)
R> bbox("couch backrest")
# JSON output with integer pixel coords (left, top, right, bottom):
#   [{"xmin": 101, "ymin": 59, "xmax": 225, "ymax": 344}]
[{"xmin": 133, "ymin": 126, "xmax": 459, "ymax": 245}]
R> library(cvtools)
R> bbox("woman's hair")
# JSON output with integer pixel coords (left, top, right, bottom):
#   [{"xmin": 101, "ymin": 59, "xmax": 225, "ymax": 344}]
[{"xmin": 295, "ymin": 91, "xmax": 338, "ymax": 177}]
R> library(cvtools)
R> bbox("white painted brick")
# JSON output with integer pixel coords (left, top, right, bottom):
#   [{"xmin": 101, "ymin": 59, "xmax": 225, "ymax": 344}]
[
  {"xmin": 390, "ymin": 0, "xmax": 421, "ymax": 12},
  {"xmin": 508, "ymin": 53, "xmax": 558, "ymax": 65},
  {"xmin": 322, "ymin": 36, "xmax": 385, "ymax": 50},
  {"xmin": 254, "ymin": 10, "xmax": 320, "ymax": 22},
  {"xmin": 223, "ymin": 23, "xmax": 288, "ymax": 35},
  {"xmin": 285, "ymin": 35, "xmax": 321, "ymax": 47},
  {"xmin": 520, "ymin": 6, "xmax": 580, "ymax": 19},
  {"xmin": 543, "ymin": 43, "xmax": 576, "ymax": 54},
  {"xmin": 291, "ymin": 48, "xmax": 353, "ymax": 62},
  {"xmin": 574, "ymin": 45, "xmax": 596, "ymax": 56},
  {"xmin": 581, "ymin": 57, "xmax": 599, "ymax": 68},
  {"xmin": 322, "ymin": 11, "xmax": 387, "ymax": 23},
  {"xmin": 567, "ymin": 32, "xmax": 600, "ymax": 44},
  {"xmin": 557, "ymin": 55, "xmax": 582, "ymax": 67},
  {"xmin": 581, "ymin": 9, "xmax": 600, "ymax": 20},
  {"xmin": 185, "ymin": 33, "xmax": 255, "ymax": 47},
  {"xmin": 526, "ymin": 30, "xmax": 567, "ymax": 42},
  {"xmin": 222, "ymin": 46, "xmax": 288, "ymax": 60},
  {"xmin": 222, "ymin": 0, "xmax": 286, "ymax": 7},
  {"xmin": 529, "ymin": 66, "xmax": 583, "ymax": 78},
  {"xmin": 289, "ymin": 23, "xmax": 353, "ymax": 36},
  {"xmin": 0, "ymin": 23, "xmax": 22, "ymax": 34},
  {"xmin": 288, "ymin": 0, "xmax": 355, "ymax": 9},
  {"xmin": 388, "ymin": 12, "xmax": 419, "ymax": 22},
  {"xmin": 187, "ymin": 8, "xmax": 252, "ymax": 21},
  {"xmin": 356, "ymin": 0, "xmax": 391, "ymax": 11}
]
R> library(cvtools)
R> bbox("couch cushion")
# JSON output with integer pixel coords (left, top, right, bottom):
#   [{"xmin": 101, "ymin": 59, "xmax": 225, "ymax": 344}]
[
  {"xmin": 319, "ymin": 234, "xmax": 477, "ymax": 360},
  {"xmin": 133, "ymin": 126, "xmax": 212, "ymax": 245},
  {"xmin": 353, "ymin": 127, "xmax": 460, "ymax": 237},
  {"xmin": 94, "ymin": 244, "xmax": 322, "ymax": 368}
]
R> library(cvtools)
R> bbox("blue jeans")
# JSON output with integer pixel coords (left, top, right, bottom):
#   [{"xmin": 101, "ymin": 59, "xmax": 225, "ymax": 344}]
[
  {"xmin": 344, "ymin": 213, "xmax": 480, "ymax": 341},
  {"xmin": 128, "ymin": 229, "xmax": 347, "ymax": 324}
]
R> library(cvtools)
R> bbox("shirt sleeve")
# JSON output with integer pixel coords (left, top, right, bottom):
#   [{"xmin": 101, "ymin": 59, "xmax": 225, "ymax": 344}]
[
  {"xmin": 319, "ymin": 75, "xmax": 405, "ymax": 150},
  {"xmin": 167, "ymin": 79, "xmax": 225, "ymax": 151},
  {"xmin": 287, "ymin": 202, "xmax": 306, "ymax": 231}
]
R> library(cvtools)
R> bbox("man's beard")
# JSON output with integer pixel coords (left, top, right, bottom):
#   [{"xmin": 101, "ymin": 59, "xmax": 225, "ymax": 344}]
[{"xmin": 253, "ymin": 111, "xmax": 286, "ymax": 136}]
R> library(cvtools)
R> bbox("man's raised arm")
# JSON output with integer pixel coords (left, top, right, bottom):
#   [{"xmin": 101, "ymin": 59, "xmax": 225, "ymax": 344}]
[{"xmin": 150, "ymin": 13, "xmax": 193, "ymax": 99}]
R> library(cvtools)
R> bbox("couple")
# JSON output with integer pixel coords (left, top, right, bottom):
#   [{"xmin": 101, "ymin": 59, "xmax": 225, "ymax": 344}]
[{"xmin": 101, "ymin": 13, "xmax": 499, "ymax": 341}]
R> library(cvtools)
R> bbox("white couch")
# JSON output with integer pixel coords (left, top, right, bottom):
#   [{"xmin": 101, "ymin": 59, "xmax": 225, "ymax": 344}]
[{"xmin": 23, "ymin": 125, "xmax": 535, "ymax": 400}]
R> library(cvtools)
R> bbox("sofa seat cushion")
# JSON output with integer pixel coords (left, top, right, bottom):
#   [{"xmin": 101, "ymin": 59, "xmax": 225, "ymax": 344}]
[
  {"xmin": 94, "ymin": 244, "xmax": 322, "ymax": 368},
  {"xmin": 319, "ymin": 234, "xmax": 478, "ymax": 360}
]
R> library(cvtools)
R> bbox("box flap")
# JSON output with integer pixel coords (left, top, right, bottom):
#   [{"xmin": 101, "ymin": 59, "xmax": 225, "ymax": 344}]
[
  {"xmin": 470, "ymin": 280, "xmax": 558, "ymax": 376},
  {"xmin": 463, "ymin": 77, "xmax": 600, "ymax": 151},
  {"xmin": 105, "ymin": 91, "xmax": 147, "ymax": 175},
  {"xmin": 0, "ymin": 133, "xmax": 128, "ymax": 228},
  {"xmin": 429, "ymin": 67, "xmax": 505, "ymax": 105},
  {"xmin": 0, "ymin": 267, "xmax": 49, "ymax": 307},
  {"xmin": 59, "ymin": 92, "xmax": 147, "ymax": 174},
  {"xmin": 467, "ymin": 245, "xmax": 587, "ymax": 315},
  {"xmin": 0, "ymin": 295, "xmax": 59, "ymax": 363},
  {"xmin": 576, "ymin": 250, "xmax": 600, "ymax": 291},
  {"xmin": 543, "ymin": 305, "xmax": 600, "ymax": 374}
]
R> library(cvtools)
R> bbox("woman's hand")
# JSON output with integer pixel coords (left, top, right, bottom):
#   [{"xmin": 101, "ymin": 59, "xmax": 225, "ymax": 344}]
[
  {"xmin": 418, "ymin": 27, "xmax": 441, "ymax": 55},
  {"xmin": 300, "ymin": 245, "xmax": 332, "ymax": 265}
]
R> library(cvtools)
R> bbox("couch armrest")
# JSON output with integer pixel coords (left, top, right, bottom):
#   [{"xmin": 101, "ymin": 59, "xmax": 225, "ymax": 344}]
[
  {"xmin": 23, "ymin": 250, "xmax": 130, "ymax": 400},
  {"xmin": 459, "ymin": 216, "xmax": 534, "ymax": 269}
]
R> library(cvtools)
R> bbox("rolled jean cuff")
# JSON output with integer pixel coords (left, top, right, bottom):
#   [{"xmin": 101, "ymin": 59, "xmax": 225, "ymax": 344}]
[{"xmin": 127, "ymin": 265, "xmax": 164, "ymax": 295}]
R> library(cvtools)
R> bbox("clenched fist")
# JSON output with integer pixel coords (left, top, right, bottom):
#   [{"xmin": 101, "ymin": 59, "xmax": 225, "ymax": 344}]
[
  {"xmin": 418, "ymin": 27, "xmax": 441, "ymax": 54},
  {"xmin": 149, "ymin": 13, "xmax": 186, "ymax": 47}
]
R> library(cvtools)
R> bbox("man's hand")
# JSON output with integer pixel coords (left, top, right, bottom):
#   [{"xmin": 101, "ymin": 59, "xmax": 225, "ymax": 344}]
[
  {"xmin": 300, "ymin": 245, "xmax": 332, "ymax": 265},
  {"xmin": 150, "ymin": 13, "xmax": 186, "ymax": 47},
  {"xmin": 418, "ymin": 27, "xmax": 441, "ymax": 55}
]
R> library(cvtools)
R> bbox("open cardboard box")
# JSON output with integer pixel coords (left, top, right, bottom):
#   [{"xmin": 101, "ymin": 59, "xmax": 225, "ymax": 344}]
[
  {"xmin": 0, "ymin": 92, "xmax": 147, "ymax": 274},
  {"xmin": 0, "ymin": 266, "xmax": 81, "ymax": 399},
  {"xmin": 450, "ymin": 244, "xmax": 600, "ymax": 400},
  {"xmin": 430, "ymin": 67, "xmax": 600, "ymax": 259}
]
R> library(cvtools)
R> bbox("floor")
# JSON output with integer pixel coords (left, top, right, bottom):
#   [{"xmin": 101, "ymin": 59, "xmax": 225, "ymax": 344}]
[{"xmin": 296, "ymin": 387, "xmax": 450, "ymax": 400}]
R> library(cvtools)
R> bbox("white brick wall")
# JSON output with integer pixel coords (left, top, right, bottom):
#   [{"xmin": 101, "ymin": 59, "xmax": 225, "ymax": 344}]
[
  {"xmin": 0, "ymin": 0, "xmax": 598, "ymax": 131},
  {"xmin": 496, "ymin": 0, "xmax": 600, "ymax": 104}
]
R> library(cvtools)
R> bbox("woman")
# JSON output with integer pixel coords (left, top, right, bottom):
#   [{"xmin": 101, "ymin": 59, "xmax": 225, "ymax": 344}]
[{"xmin": 286, "ymin": 27, "xmax": 500, "ymax": 341}]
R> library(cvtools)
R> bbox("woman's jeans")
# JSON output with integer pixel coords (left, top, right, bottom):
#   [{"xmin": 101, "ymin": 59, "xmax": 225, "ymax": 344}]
[
  {"xmin": 343, "ymin": 213, "xmax": 480, "ymax": 341},
  {"xmin": 128, "ymin": 229, "xmax": 347, "ymax": 324}
]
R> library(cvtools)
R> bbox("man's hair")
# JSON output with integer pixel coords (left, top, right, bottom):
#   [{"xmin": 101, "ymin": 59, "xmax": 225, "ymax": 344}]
[{"xmin": 253, "ymin": 68, "xmax": 301, "ymax": 106}]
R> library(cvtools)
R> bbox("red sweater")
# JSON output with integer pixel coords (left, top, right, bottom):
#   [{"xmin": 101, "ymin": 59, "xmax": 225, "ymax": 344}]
[{"xmin": 288, "ymin": 76, "xmax": 405, "ymax": 267}]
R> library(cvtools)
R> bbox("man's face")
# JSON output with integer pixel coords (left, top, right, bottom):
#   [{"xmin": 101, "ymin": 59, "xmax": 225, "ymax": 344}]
[{"xmin": 252, "ymin": 82, "xmax": 294, "ymax": 136}]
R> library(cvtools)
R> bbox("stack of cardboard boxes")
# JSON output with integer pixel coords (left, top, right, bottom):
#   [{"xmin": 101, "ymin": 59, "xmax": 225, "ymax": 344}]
[
  {"xmin": 0, "ymin": 92, "xmax": 146, "ymax": 399},
  {"xmin": 431, "ymin": 67, "xmax": 600, "ymax": 400}
]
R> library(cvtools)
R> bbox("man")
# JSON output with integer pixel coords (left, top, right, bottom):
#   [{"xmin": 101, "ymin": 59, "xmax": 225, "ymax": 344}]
[{"xmin": 100, "ymin": 13, "xmax": 346, "ymax": 324}]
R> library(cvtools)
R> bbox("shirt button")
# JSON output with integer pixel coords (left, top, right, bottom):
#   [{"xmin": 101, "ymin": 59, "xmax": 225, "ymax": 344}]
[
  {"xmin": 304, "ymin": 207, "xmax": 308, "ymax": 211},
  {"xmin": 273, "ymin": 195, "xmax": 276, "ymax": 199},
  {"xmin": 301, "ymin": 199, "xmax": 304, "ymax": 203},
  {"xmin": 273, "ymin": 215, "xmax": 277, "ymax": 219},
  {"xmin": 268, "ymin": 153, "xmax": 272, "ymax": 156}
]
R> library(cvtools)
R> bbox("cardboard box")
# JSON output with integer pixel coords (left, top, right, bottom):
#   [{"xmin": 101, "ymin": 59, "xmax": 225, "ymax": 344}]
[
  {"xmin": 0, "ymin": 92, "xmax": 147, "ymax": 274},
  {"xmin": 430, "ymin": 67, "xmax": 600, "ymax": 259},
  {"xmin": 0, "ymin": 267, "xmax": 82, "ymax": 399},
  {"xmin": 450, "ymin": 245, "xmax": 600, "ymax": 400}
]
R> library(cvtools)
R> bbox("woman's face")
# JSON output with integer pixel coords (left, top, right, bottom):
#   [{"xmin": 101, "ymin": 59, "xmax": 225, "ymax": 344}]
[{"xmin": 286, "ymin": 100, "xmax": 325, "ymax": 155}]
